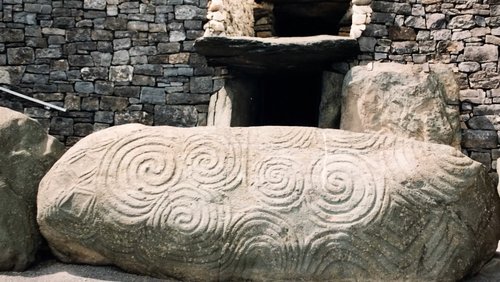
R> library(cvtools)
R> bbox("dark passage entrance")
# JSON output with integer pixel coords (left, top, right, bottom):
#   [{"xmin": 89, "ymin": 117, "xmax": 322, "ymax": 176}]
[
  {"xmin": 253, "ymin": 71, "xmax": 322, "ymax": 127},
  {"xmin": 272, "ymin": 2, "xmax": 351, "ymax": 37}
]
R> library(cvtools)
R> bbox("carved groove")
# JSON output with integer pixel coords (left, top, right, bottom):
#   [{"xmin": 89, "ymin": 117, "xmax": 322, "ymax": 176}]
[
  {"xmin": 100, "ymin": 134, "xmax": 180, "ymax": 225},
  {"xmin": 183, "ymin": 134, "xmax": 242, "ymax": 191},
  {"xmin": 307, "ymin": 154, "xmax": 384, "ymax": 228},
  {"xmin": 252, "ymin": 157, "xmax": 304, "ymax": 211}
]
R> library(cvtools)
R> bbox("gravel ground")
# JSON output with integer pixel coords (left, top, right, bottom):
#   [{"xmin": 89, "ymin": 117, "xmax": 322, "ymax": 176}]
[
  {"xmin": 0, "ymin": 259, "xmax": 173, "ymax": 282},
  {"xmin": 0, "ymin": 253, "xmax": 499, "ymax": 281}
]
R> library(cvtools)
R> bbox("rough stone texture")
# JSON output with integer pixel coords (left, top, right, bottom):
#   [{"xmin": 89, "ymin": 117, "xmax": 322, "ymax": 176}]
[
  {"xmin": 38, "ymin": 125, "xmax": 500, "ymax": 281},
  {"xmin": 0, "ymin": 107, "xmax": 64, "ymax": 271},
  {"xmin": 318, "ymin": 72, "xmax": 344, "ymax": 128},
  {"xmin": 357, "ymin": 0, "xmax": 500, "ymax": 173},
  {"xmin": 205, "ymin": 0, "xmax": 254, "ymax": 37},
  {"xmin": 195, "ymin": 35, "xmax": 359, "ymax": 71},
  {"xmin": 341, "ymin": 63, "xmax": 461, "ymax": 148}
]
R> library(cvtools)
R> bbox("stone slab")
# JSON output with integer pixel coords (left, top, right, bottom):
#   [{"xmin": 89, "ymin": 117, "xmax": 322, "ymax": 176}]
[
  {"xmin": 194, "ymin": 35, "xmax": 359, "ymax": 72},
  {"xmin": 38, "ymin": 125, "xmax": 500, "ymax": 281}
]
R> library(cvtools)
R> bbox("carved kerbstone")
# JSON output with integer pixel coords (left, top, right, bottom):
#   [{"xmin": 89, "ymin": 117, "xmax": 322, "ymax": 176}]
[{"xmin": 38, "ymin": 125, "xmax": 500, "ymax": 281}]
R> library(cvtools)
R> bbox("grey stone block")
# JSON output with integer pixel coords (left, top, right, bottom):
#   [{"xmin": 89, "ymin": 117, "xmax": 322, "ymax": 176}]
[
  {"xmin": 100, "ymin": 96, "xmax": 129, "ymax": 111},
  {"xmin": 115, "ymin": 86, "xmax": 141, "ymax": 98},
  {"xmin": 112, "ymin": 50, "xmax": 130, "ymax": 65},
  {"xmin": 7, "ymin": 48, "xmax": 35, "ymax": 65},
  {"xmin": 95, "ymin": 81, "xmax": 114, "ymax": 95},
  {"xmin": 36, "ymin": 48, "xmax": 63, "ymax": 59},
  {"xmin": 66, "ymin": 29, "xmax": 92, "ymax": 42},
  {"xmin": 0, "ymin": 28, "xmax": 24, "ymax": 42},
  {"xmin": 134, "ymin": 64, "xmax": 163, "ymax": 76},
  {"xmin": 190, "ymin": 76, "xmax": 213, "ymax": 93},
  {"xmin": 462, "ymin": 130, "xmax": 498, "ymax": 149},
  {"xmin": 49, "ymin": 117, "xmax": 74, "ymax": 136},
  {"xmin": 81, "ymin": 67, "xmax": 109, "ymax": 81},
  {"xmin": 74, "ymin": 81, "xmax": 94, "ymax": 94},
  {"xmin": 154, "ymin": 105, "xmax": 198, "ymax": 126},
  {"xmin": 69, "ymin": 55, "xmax": 94, "ymax": 67},
  {"xmin": 109, "ymin": 66, "xmax": 133, "ymax": 82},
  {"xmin": 114, "ymin": 111, "xmax": 153, "ymax": 125},
  {"xmin": 140, "ymin": 87, "xmax": 166, "ymax": 104},
  {"xmin": 463, "ymin": 45, "xmax": 498, "ymax": 63},
  {"xmin": 94, "ymin": 111, "xmax": 114, "ymax": 124}
]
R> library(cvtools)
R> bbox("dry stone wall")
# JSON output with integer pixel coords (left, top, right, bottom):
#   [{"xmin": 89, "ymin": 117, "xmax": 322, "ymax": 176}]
[
  {"xmin": 357, "ymin": 0, "xmax": 500, "ymax": 176},
  {"xmin": 0, "ymin": 0, "xmax": 223, "ymax": 147}
]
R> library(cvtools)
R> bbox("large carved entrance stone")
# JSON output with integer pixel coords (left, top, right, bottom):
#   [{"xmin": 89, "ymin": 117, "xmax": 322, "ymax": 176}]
[{"xmin": 38, "ymin": 125, "xmax": 500, "ymax": 281}]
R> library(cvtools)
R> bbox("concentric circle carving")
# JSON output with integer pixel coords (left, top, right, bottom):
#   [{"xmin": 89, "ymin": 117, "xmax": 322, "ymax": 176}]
[
  {"xmin": 183, "ymin": 134, "xmax": 242, "ymax": 191},
  {"xmin": 307, "ymin": 154, "xmax": 384, "ymax": 228},
  {"xmin": 99, "ymin": 133, "xmax": 180, "ymax": 225},
  {"xmin": 143, "ymin": 184, "xmax": 229, "ymax": 266},
  {"xmin": 220, "ymin": 209, "xmax": 299, "ymax": 277},
  {"xmin": 252, "ymin": 157, "xmax": 304, "ymax": 211}
]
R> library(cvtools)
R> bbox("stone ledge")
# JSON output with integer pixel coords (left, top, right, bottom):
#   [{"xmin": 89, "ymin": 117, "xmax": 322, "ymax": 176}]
[{"xmin": 194, "ymin": 35, "xmax": 359, "ymax": 72}]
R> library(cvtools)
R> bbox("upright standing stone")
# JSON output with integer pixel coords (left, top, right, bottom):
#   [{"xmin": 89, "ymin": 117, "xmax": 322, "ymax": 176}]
[
  {"xmin": 0, "ymin": 107, "xmax": 64, "ymax": 271},
  {"xmin": 341, "ymin": 62, "xmax": 461, "ymax": 148},
  {"xmin": 38, "ymin": 125, "xmax": 500, "ymax": 281}
]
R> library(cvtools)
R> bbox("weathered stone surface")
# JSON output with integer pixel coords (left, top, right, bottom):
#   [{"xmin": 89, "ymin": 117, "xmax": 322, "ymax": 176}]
[
  {"xmin": 470, "ymin": 71, "xmax": 500, "ymax": 89},
  {"xmin": 0, "ymin": 107, "xmax": 64, "ymax": 271},
  {"xmin": 341, "ymin": 63, "xmax": 461, "ymax": 148},
  {"xmin": 155, "ymin": 105, "xmax": 198, "ymax": 126},
  {"xmin": 387, "ymin": 26, "xmax": 416, "ymax": 41},
  {"xmin": 38, "ymin": 125, "xmax": 500, "ymax": 281},
  {"xmin": 109, "ymin": 66, "xmax": 133, "ymax": 82},
  {"xmin": 7, "ymin": 47, "xmax": 34, "ymax": 65},
  {"xmin": 195, "ymin": 35, "xmax": 359, "ymax": 71},
  {"xmin": 318, "ymin": 72, "xmax": 343, "ymax": 128},
  {"xmin": 463, "ymin": 45, "xmax": 499, "ymax": 63},
  {"xmin": 426, "ymin": 13, "xmax": 446, "ymax": 29},
  {"xmin": 448, "ymin": 15, "xmax": 476, "ymax": 29},
  {"xmin": 84, "ymin": 0, "xmax": 105, "ymax": 10},
  {"xmin": 0, "ymin": 66, "xmax": 26, "ymax": 85},
  {"xmin": 462, "ymin": 129, "xmax": 498, "ymax": 149}
]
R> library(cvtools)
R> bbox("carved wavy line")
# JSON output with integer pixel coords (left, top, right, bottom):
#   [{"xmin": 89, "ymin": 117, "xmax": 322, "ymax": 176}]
[
  {"xmin": 140, "ymin": 184, "xmax": 228, "ymax": 266},
  {"xmin": 266, "ymin": 127, "xmax": 317, "ymax": 148},
  {"xmin": 219, "ymin": 209, "xmax": 299, "ymax": 278}
]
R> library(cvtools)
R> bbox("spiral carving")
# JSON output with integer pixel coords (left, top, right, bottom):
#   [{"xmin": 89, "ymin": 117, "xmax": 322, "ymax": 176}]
[
  {"xmin": 99, "ymin": 133, "xmax": 181, "ymax": 225},
  {"xmin": 252, "ymin": 157, "xmax": 304, "ymax": 212},
  {"xmin": 142, "ymin": 184, "xmax": 229, "ymax": 266},
  {"xmin": 220, "ymin": 209, "xmax": 299, "ymax": 278},
  {"xmin": 183, "ymin": 134, "xmax": 242, "ymax": 191},
  {"xmin": 307, "ymin": 154, "xmax": 385, "ymax": 228}
]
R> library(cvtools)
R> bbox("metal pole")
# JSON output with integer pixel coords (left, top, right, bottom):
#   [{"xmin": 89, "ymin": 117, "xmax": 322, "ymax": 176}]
[{"xmin": 0, "ymin": 86, "xmax": 67, "ymax": 112}]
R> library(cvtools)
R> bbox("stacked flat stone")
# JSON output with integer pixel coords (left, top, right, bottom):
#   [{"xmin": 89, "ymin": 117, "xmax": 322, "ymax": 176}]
[
  {"xmin": 0, "ymin": 0, "xmax": 223, "ymax": 147},
  {"xmin": 357, "ymin": 0, "xmax": 500, "ymax": 177}
]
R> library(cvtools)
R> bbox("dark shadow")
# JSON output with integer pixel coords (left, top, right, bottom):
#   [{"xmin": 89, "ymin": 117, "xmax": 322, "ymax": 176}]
[{"xmin": 253, "ymin": 71, "xmax": 323, "ymax": 127}]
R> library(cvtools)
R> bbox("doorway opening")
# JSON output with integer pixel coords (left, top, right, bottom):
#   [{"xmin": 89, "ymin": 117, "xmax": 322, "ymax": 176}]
[
  {"xmin": 253, "ymin": 71, "xmax": 322, "ymax": 127},
  {"xmin": 253, "ymin": 1, "xmax": 352, "ymax": 37}
]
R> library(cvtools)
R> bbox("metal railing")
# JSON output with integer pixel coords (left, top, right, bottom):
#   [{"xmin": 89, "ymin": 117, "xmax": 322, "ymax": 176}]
[{"xmin": 0, "ymin": 86, "xmax": 67, "ymax": 112}]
